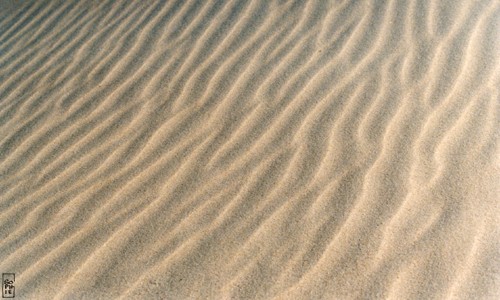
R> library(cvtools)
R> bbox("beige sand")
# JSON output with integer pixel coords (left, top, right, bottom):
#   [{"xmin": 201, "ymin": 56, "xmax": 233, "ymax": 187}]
[{"xmin": 0, "ymin": 0, "xmax": 499, "ymax": 299}]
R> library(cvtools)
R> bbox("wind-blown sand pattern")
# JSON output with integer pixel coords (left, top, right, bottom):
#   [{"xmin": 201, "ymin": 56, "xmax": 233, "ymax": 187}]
[{"xmin": 0, "ymin": 0, "xmax": 499, "ymax": 299}]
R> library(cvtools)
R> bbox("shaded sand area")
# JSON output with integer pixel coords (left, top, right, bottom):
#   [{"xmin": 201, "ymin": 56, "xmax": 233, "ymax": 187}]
[{"xmin": 0, "ymin": 0, "xmax": 499, "ymax": 299}]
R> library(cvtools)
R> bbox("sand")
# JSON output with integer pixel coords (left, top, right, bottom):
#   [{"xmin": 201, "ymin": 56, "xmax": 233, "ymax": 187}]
[{"xmin": 0, "ymin": 0, "xmax": 499, "ymax": 299}]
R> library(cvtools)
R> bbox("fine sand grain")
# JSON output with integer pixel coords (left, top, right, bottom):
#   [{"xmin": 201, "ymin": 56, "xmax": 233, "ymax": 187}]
[{"xmin": 0, "ymin": 0, "xmax": 499, "ymax": 299}]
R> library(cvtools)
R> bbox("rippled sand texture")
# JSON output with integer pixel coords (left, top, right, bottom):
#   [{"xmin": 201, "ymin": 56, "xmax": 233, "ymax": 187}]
[{"xmin": 1, "ymin": 0, "xmax": 499, "ymax": 299}]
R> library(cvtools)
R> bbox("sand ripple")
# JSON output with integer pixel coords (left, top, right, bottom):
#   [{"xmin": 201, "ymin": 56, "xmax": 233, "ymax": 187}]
[{"xmin": 0, "ymin": 0, "xmax": 499, "ymax": 299}]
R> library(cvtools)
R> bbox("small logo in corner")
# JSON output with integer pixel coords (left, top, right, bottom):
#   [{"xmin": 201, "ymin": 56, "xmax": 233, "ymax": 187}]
[{"xmin": 2, "ymin": 273, "xmax": 15, "ymax": 298}]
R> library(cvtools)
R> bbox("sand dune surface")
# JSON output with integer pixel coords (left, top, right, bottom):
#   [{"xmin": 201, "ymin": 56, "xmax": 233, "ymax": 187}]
[{"xmin": 1, "ymin": 0, "xmax": 499, "ymax": 299}]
